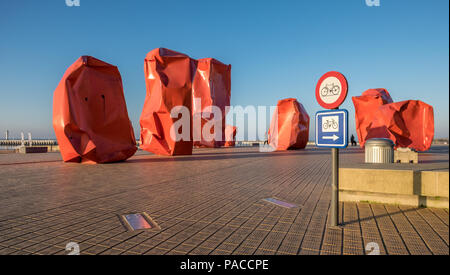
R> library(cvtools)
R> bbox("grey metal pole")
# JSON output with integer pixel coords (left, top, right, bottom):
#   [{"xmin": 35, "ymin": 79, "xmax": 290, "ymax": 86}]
[{"xmin": 330, "ymin": 147, "xmax": 339, "ymax": 226}]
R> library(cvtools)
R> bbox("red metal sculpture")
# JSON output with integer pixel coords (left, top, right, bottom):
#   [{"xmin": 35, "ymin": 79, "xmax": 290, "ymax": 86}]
[
  {"xmin": 268, "ymin": 98, "xmax": 310, "ymax": 151},
  {"xmin": 53, "ymin": 56, "xmax": 137, "ymax": 163},
  {"xmin": 353, "ymin": 89, "xmax": 434, "ymax": 151},
  {"xmin": 192, "ymin": 58, "xmax": 231, "ymax": 148},
  {"xmin": 140, "ymin": 48, "xmax": 196, "ymax": 156},
  {"xmin": 224, "ymin": 125, "xmax": 237, "ymax": 147},
  {"xmin": 352, "ymin": 88, "xmax": 394, "ymax": 148}
]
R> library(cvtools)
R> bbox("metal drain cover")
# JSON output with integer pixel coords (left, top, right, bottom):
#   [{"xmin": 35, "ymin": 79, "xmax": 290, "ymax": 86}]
[
  {"xmin": 119, "ymin": 212, "xmax": 160, "ymax": 231},
  {"xmin": 262, "ymin": 198, "xmax": 298, "ymax": 208}
]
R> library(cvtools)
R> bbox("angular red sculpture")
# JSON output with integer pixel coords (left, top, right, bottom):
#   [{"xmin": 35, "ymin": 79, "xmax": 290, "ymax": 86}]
[
  {"xmin": 140, "ymin": 48, "xmax": 196, "ymax": 156},
  {"xmin": 52, "ymin": 56, "xmax": 137, "ymax": 163},
  {"xmin": 369, "ymin": 100, "xmax": 434, "ymax": 151},
  {"xmin": 192, "ymin": 58, "xmax": 231, "ymax": 148},
  {"xmin": 268, "ymin": 98, "xmax": 310, "ymax": 151},
  {"xmin": 353, "ymin": 89, "xmax": 434, "ymax": 151},
  {"xmin": 352, "ymin": 88, "xmax": 393, "ymax": 148},
  {"xmin": 224, "ymin": 125, "xmax": 237, "ymax": 147}
]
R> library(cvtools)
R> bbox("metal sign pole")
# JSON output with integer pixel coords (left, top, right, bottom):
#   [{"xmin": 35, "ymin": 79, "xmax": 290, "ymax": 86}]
[
  {"xmin": 331, "ymin": 147, "xmax": 339, "ymax": 226},
  {"xmin": 330, "ymin": 105, "xmax": 340, "ymax": 227}
]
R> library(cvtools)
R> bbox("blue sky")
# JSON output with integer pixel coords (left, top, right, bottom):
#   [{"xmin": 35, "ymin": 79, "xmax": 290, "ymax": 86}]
[{"xmin": 0, "ymin": 0, "xmax": 448, "ymax": 140}]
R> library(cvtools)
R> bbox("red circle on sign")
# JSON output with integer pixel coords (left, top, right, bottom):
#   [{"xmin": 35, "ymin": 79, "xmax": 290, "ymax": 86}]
[{"xmin": 315, "ymin": 71, "xmax": 348, "ymax": 109}]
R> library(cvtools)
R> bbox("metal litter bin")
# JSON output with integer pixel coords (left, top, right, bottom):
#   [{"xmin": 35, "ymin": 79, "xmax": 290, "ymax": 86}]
[{"xmin": 365, "ymin": 138, "xmax": 394, "ymax": 163}]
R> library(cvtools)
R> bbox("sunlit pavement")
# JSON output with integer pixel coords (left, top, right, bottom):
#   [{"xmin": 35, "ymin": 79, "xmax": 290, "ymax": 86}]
[{"xmin": 0, "ymin": 146, "xmax": 448, "ymax": 255}]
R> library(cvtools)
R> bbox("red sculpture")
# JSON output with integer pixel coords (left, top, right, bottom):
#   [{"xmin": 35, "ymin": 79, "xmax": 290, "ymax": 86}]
[
  {"xmin": 353, "ymin": 89, "xmax": 434, "ymax": 151},
  {"xmin": 140, "ymin": 48, "xmax": 196, "ymax": 156},
  {"xmin": 192, "ymin": 58, "xmax": 231, "ymax": 148},
  {"xmin": 370, "ymin": 100, "xmax": 434, "ymax": 151},
  {"xmin": 352, "ymin": 88, "xmax": 393, "ymax": 148},
  {"xmin": 53, "ymin": 56, "xmax": 137, "ymax": 163},
  {"xmin": 268, "ymin": 98, "xmax": 310, "ymax": 151},
  {"xmin": 224, "ymin": 125, "xmax": 237, "ymax": 147}
]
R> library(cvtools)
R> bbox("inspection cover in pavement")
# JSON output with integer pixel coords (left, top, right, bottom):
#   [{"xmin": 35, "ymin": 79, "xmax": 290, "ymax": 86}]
[
  {"xmin": 262, "ymin": 198, "xmax": 298, "ymax": 208},
  {"xmin": 119, "ymin": 212, "xmax": 160, "ymax": 231}
]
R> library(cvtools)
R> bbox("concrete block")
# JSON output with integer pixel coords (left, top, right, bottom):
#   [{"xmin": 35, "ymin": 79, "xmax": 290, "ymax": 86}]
[
  {"xmin": 339, "ymin": 167, "xmax": 449, "ymax": 208},
  {"xmin": 394, "ymin": 148, "xmax": 418, "ymax": 164},
  {"xmin": 339, "ymin": 168, "xmax": 415, "ymax": 195},
  {"xmin": 420, "ymin": 170, "xmax": 449, "ymax": 197}
]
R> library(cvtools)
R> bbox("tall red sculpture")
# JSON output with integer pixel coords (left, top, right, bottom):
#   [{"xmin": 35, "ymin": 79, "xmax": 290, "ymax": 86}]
[
  {"xmin": 53, "ymin": 56, "xmax": 137, "ymax": 163},
  {"xmin": 192, "ymin": 58, "xmax": 231, "ymax": 148},
  {"xmin": 268, "ymin": 98, "xmax": 310, "ymax": 151},
  {"xmin": 352, "ymin": 88, "xmax": 393, "ymax": 148},
  {"xmin": 353, "ymin": 89, "xmax": 434, "ymax": 151},
  {"xmin": 140, "ymin": 48, "xmax": 196, "ymax": 156}
]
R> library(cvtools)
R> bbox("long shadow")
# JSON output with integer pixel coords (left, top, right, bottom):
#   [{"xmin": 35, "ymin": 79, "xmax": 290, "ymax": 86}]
[{"xmin": 340, "ymin": 206, "xmax": 422, "ymax": 226}]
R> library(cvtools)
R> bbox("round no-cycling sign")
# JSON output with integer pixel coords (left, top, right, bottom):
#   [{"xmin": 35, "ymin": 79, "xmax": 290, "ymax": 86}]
[{"xmin": 315, "ymin": 71, "xmax": 348, "ymax": 109}]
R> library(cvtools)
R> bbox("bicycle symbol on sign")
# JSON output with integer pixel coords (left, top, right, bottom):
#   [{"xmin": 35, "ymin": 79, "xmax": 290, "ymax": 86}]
[
  {"xmin": 323, "ymin": 118, "xmax": 338, "ymax": 130},
  {"xmin": 321, "ymin": 83, "xmax": 340, "ymax": 97}
]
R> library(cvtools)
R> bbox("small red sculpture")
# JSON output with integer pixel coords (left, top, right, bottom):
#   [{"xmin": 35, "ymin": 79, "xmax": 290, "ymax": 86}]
[{"xmin": 268, "ymin": 98, "xmax": 310, "ymax": 151}]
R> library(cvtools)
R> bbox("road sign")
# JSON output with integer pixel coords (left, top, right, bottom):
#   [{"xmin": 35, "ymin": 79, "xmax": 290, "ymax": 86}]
[
  {"xmin": 315, "ymin": 109, "xmax": 348, "ymax": 148},
  {"xmin": 314, "ymin": 72, "xmax": 349, "ymax": 227},
  {"xmin": 315, "ymin": 71, "xmax": 348, "ymax": 109}
]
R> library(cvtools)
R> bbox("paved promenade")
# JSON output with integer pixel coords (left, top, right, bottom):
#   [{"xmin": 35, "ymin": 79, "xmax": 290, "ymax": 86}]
[{"xmin": 0, "ymin": 146, "xmax": 448, "ymax": 255}]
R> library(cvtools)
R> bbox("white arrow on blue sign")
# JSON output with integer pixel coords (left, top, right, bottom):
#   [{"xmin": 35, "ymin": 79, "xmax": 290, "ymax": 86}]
[{"xmin": 315, "ymin": 109, "xmax": 348, "ymax": 148}]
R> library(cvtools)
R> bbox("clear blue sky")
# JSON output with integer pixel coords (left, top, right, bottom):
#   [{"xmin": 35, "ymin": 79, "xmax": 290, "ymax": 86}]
[{"xmin": 0, "ymin": 0, "xmax": 448, "ymax": 140}]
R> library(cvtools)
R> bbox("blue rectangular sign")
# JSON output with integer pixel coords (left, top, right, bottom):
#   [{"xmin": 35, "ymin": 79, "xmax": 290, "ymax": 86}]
[{"xmin": 315, "ymin": 109, "xmax": 348, "ymax": 148}]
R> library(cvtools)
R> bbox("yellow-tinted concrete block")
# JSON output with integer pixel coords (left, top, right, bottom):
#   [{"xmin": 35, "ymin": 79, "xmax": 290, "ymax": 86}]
[
  {"xmin": 339, "ymin": 168, "xmax": 415, "ymax": 195},
  {"xmin": 420, "ymin": 171, "xmax": 437, "ymax": 197},
  {"xmin": 421, "ymin": 171, "xmax": 449, "ymax": 197},
  {"xmin": 339, "ymin": 168, "xmax": 449, "ymax": 208},
  {"xmin": 437, "ymin": 171, "xmax": 449, "ymax": 197}
]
